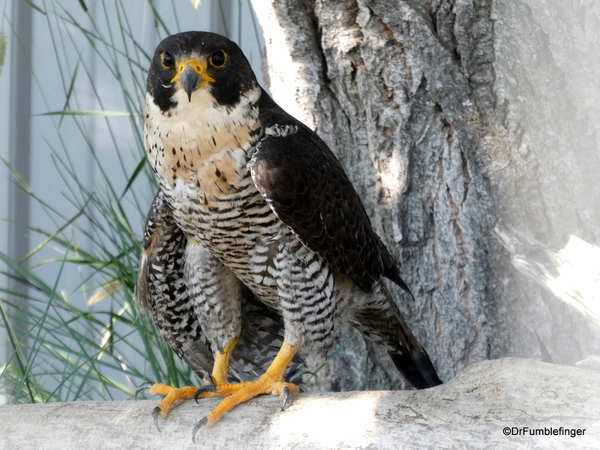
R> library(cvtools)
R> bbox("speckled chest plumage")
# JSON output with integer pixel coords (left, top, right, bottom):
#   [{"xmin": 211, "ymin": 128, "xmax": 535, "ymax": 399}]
[{"xmin": 145, "ymin": 87, "xmax": 302, "ymax": 308}]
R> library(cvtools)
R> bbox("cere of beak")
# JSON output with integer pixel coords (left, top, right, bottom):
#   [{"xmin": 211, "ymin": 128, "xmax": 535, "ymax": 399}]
[{"xmin": 179, "ymin": 65, "xmax": 201, "ymax": 102}]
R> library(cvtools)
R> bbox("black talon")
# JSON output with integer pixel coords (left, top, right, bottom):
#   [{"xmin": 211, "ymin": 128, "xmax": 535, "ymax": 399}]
[
  {"xmin": 135, "ymin": 381, "xmax": 155, "ymax": 400},
  {"xmin": 281, "ymin": 385, "xmax": 290, "ymax": 411},
  {"xmin": 152, "ymin": 406, "xmax": 162, "ymax": 433},
  {"xmin": 192, "ymin": 417, "xmax": 208, "ymax": 443},
  {"xmin": 193, "ymin": 384, "xmax": 216, "ymax": 403}
]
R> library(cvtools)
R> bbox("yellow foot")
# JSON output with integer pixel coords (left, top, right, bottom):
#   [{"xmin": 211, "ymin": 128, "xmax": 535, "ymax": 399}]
[
  {"xmin": 191, "ymin": 377, "xmax": 299, "ymax": 442},
  {"xmin": 135, "ymin": 381, "xmax": 199, "ymax": 431}
]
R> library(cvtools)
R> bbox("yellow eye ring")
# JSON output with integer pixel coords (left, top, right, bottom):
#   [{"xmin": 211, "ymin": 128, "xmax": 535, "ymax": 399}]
[{"xmin": 209, "ymin": 50, "xmax": 226, "ymax": 68}]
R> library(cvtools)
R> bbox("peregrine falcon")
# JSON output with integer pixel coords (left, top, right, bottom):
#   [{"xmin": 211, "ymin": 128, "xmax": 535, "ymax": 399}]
[{"xmin": 136, "ymin": 31, "xmax": 441, "ymax": 435}]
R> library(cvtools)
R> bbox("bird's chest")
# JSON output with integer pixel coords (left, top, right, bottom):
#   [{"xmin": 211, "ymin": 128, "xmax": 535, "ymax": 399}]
[
  {"xmin": 150, "ymin": 140, "xmax": 262, "ymax": 233},
  {"xmin": 145, "ymin": 105, "xmax": 281, "ymax": 265}
]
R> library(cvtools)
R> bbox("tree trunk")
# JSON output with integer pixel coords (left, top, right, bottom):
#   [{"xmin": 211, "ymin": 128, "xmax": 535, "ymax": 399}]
[{"xmin": 251, "ymin": 0, "xmax": 600, "ymax": 390}]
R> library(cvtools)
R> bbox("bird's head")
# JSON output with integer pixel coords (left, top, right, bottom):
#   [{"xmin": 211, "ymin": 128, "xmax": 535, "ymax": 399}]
[{"xmin": 147, "ymin": 31, "xmax": 258, "ymax": 114}]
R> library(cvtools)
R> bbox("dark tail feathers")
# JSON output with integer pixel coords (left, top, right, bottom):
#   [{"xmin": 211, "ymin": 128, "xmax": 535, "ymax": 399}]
[{"xmin": 390, "ymin": 348, "xmax": 443, "ymax": 389}]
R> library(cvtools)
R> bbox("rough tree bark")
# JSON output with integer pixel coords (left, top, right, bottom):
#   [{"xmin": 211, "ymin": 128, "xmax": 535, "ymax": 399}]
[{"xmin": 250, "ymin": 0, "xmax": 600, "ymax": 390}]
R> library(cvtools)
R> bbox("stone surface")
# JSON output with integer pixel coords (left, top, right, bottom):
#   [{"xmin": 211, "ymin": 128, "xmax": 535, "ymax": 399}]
[{"xmin": 0, "ymin": 358, "xmax": 598, "ymax": 449}]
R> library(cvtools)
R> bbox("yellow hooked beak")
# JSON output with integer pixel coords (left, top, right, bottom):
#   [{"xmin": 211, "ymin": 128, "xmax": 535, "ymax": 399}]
[{"xmin": 170, "ymin": 58, "xmax": 215, "ymax": 102}]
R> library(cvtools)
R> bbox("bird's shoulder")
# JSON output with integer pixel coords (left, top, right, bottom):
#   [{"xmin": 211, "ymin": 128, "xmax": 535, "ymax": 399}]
[{"xmin": 249, "ymin": 91, "xmax": 399, "ymax": 293}]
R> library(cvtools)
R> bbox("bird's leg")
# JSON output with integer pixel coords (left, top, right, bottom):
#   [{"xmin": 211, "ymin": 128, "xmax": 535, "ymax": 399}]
[
  {"xmin": 209, "ymin": 333, "xmax": 239, "ymax": 386},
  {"xmin": 137, "ymin": 337, "xmax": 300, "ymax": 435},
  {"xmin": 135, "ymin": 334, "xmax": 240, "ymax": 421},
  {"xmin": 192, "ymin": 339, "xmax": 300, "ymax": 437}
]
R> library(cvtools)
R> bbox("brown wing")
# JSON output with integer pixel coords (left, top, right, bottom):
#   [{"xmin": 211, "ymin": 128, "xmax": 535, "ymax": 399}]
[{"xmin": 250, "ymin": 92, "xmax": 411, "ymax": 295}]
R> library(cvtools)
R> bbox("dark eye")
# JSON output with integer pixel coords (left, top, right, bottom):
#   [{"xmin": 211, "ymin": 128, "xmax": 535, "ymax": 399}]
[
  {"xmin": 210, "ymin": 50, "xmax": 226, "ymax": 68},
  {"xmin": 161, "ymin": 52, "xmax": 175, "ymax": 69}
]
